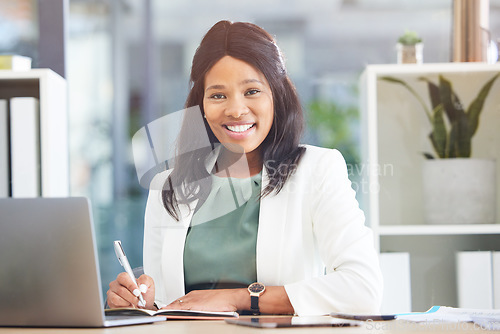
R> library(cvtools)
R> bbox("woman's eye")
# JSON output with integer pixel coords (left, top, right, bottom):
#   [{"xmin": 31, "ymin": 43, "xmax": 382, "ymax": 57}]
[
  {"xmin": 245, "ymin": 89, "xmax": 260, "ymax": 96},
  {"xmin": 209, "ymin": 93, "xmax": 225, "ymax": 99}
]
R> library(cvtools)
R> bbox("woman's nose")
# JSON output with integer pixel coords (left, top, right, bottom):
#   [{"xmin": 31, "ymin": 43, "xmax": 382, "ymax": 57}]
[{"xmin": 225, "ymin": 97, "xmax": 249, "ymax": 118}]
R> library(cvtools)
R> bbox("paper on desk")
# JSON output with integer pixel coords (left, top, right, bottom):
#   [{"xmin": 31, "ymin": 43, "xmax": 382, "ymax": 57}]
[
  {"xmin": 396, "ymin": 306, "xmax": 500, "ymax": 324},
  {"xmin": 470, "ymin": 316, "xmax": 500, "ymax": 330}
]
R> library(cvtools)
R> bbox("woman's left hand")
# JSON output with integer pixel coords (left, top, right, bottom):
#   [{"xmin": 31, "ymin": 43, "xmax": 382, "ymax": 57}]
[{"xmin": 162, "ymin": 289, "xmax": 247, "ymax": 312}]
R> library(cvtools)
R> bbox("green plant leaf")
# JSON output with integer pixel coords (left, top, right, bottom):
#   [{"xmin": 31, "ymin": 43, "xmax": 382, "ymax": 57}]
[
  {"xmin": 466, "ymin": 73, "xmax": 500, "ymax": 138},
  {"xmin": 398, "ymin": 30, "xmax": 422, "ymax": 45},
  {"xmin": 428, "ymin": 104, "xmax": 447, "ymax": 158},
  {"xmin": 439, "ymin": 75, "xmax": 465, "ymax": 124},
  {"xmin": 307, "ymin": 99, "xmax": 360, "ymax": 166},
  {"xmin": 422, "ymin": 152, "xmax": 435, "ymax": 159},
  {"xmin": 380, "ymin": 73, "xmax": 495, "ymax": 159},
  {"xmin": 418, "ymin": 77, "xmax": 440, "ymax": 111},
  {"xmin": 447, "ymin": 113, "xmax": 471, "ymax": 158},
  {"xmin": 456, "ymin": 112, "xmax": 471, "ymax": 157},
  {"xmin": 446, "ymin": 121, "xmax": 457, "ymax": 158}
]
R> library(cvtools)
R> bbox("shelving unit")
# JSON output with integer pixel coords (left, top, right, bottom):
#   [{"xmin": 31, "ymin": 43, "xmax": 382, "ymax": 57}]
[
  {"xmin": 0, "ymin": 69, "xmax": 68, "ymax": 197},
  {"xmin": 359, "ymin": 63, "xmax": 500, "ymax": 311},
  {"xmin": 379, "ymin": 224, "xmax": 500, "ymax": 236}
]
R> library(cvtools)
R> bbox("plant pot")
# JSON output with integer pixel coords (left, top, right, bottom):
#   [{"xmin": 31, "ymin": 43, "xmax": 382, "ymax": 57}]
[
  {"xmin": 422, "ymin": 159, "xmax": 497, "ymax": 224},
  {"xmin": 397, "ymin": 43, "xmax": 423, "ymax": 64}
]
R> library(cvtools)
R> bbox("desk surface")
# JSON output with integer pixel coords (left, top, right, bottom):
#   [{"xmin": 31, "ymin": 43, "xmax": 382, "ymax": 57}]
[{"xmin": 0, "ymin": 319, "xmax": 498, "ymax": 334}]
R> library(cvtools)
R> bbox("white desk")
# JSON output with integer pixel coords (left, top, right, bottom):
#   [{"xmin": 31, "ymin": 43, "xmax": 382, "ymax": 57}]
[{"xmin": 0, "ymin": 319, "xmax": 497, "ymax": 334}]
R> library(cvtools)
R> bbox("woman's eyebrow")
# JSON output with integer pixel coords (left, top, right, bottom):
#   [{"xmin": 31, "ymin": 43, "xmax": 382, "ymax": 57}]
[
  {"xmin": 205, "ymin": 79, "xmax": 264, "ymax": 92},
  {"xmin": 205, "ymin": 84, "xmax": 225, "ymax": 92},
  {"xmin": 240, "ymin": 78, "xmax": 264, "ymax": 86}
]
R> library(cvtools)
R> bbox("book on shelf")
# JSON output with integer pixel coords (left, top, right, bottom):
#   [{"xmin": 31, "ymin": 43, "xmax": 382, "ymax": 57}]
[
  {"xmin": 105, "ymin": 308, "xmax": 239, "ymax": 320},
  {"xmin": 456, "ymin": 251, "xmax": 496, "ymax": 309},
  {"xmin": 379, "ymin": 252, "xmax": 412, "ymax": 314},
  {"xmin": 0, "ymin": 55, "xmax": 32, "ymax": 71},
  {"xmin": 9, "ymin": 97, "xmax": 41, "ymax": 198},
  {"xmin": 494, "ymin": 252, "xmax": 500, "ymax": 310},
  {"xmin": 0, "ymin": 100, "xmax": 9, "ymax": 197}
]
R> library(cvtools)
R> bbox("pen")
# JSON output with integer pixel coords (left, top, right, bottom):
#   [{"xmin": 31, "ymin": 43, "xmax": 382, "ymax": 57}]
[{"xmin": 113, "ymin": 240, "xmax": 146, "ymax": 307}]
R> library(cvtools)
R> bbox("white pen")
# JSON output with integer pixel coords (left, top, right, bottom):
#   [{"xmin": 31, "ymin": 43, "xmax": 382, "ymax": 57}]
[{"xmin": 113, "ymin": 240, "xmax": 146, "ymax": 307}]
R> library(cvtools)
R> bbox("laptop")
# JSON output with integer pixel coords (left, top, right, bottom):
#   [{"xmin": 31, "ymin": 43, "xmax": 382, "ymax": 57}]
[{"xmin": 0, "ymin": 197, "xmax": 166, "ymax": 327}]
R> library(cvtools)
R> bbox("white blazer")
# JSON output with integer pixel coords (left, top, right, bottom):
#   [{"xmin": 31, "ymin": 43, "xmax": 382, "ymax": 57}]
[{"xmin": 143, "ymin": 145, "xmax": 383, "ymax": 316}]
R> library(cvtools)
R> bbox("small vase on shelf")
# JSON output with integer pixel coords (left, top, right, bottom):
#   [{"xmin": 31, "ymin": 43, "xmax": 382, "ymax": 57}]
[
  {"xmin": 396, "ymin": 30, "xmax": 423, "ymax": 64},
  {"xmin": 397, "ymin": 42, "xmax": 423, "ymax": 64}
]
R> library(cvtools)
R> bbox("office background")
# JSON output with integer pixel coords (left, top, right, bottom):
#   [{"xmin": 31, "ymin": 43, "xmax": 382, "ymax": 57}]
[{"xmin": 1, "ymin": 0, "xmax": 500, "ymax": 302}]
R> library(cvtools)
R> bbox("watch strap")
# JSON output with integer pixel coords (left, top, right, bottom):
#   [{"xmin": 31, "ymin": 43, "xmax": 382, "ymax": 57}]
[{"xmin": 250, "ymin": 295, "xmax": 260, "ymax": 314}]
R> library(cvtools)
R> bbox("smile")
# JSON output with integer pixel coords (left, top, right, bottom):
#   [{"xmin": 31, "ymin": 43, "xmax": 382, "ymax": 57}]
[{"xmin": 225, "ymin": 124, "xmax": 255, "ymax": 133}]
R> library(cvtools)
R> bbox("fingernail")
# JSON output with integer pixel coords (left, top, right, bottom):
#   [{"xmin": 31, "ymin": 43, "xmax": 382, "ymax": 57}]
[
  {"xmin": 139, "ymin": 284, "xmax": 148, "ymax": 294},
  {"xmin": 133, "ymin": 289, "xmax": 140, "ymax": 297}
]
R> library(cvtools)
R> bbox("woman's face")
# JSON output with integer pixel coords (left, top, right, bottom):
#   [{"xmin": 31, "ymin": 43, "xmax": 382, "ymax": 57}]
[{"xmin": 203, "ymin": 56, "xmax": 274, "ymax": 160}]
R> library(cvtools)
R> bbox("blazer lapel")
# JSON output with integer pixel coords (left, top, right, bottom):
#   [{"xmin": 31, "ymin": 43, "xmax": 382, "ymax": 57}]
[
  {"xmin": 256, "ymin": 167, "xmax": 288, "ymax": 285},
  {"xmin": 161, "ymin": 202, "xmax": 193, "ymax": 300}
]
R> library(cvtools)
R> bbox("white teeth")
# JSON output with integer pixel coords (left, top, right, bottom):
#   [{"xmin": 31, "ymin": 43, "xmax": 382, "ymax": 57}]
[{"xmin": 226, "ymin": 124, "xmax": 253, "ymax": 132}]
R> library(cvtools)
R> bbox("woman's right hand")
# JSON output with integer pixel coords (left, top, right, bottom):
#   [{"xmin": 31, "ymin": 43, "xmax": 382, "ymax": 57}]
[{"xmin": 107, "ymin": 273, "xmax": 156, "ymax": 310}]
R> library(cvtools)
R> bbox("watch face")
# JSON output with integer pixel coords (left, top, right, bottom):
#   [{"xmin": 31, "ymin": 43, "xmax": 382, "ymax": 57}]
[{"xmin": 248, "ymin": 282, "xmax": 265, "ymax": 293}]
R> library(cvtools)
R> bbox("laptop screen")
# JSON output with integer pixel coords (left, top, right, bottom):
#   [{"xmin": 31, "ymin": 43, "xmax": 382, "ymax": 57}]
[{"xmin": 0, "ymin": 197, "xmax": 108, "ymax": 327}]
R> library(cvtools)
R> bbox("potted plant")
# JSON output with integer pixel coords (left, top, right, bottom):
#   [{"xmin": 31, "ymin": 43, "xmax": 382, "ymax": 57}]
[
  {"xmin": 381, "ymin": 73, "xmax": 499, "ymax": 224},
  {"xmin": 397, "ymin": 30, "xmax": 423, "ymax": 64}
]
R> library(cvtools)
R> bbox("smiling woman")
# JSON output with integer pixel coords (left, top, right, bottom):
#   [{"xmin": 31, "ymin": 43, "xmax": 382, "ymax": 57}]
[{"xmin": 107, "ymin": 20, "xmax": 383, "ymax": 317}]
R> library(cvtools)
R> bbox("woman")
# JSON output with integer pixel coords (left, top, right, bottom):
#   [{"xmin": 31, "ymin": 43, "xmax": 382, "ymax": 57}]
[{"xmin": 107, "ymin": 20, "xmax": 382, "ymax": 316}]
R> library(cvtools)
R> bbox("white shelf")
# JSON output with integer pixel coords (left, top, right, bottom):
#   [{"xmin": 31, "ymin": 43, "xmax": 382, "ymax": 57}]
[
  {"xmin": 379, "ymin": 224, "xmax": 500, "ymax": 236},
  {"xmin": 360, "ymin": 62, "xmax": 500, "ymax": 233},
  {"xmin": 0, "ymin": 68, "xmax": 60, "ymax": 79},
  {"xmin": 0, "ymin": 69, "xmax": 68, "ymax": 197},
  {"xmin": 362, "ymin": 62, "xmax": 500, "ymax": 77},
  {"xmin": 359, "ymin": 63, "xmax": 500, "ymax": 312}
]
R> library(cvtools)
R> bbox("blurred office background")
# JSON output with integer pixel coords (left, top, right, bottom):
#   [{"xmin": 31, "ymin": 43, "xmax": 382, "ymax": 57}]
[{"xmin": 1, "ymin": 0, "xmax": 500, "ymax": 297}]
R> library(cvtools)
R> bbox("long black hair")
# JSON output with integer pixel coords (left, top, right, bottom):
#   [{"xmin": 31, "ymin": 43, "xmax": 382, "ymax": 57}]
[{"xmin": 162, "ymin": 20, "xmax": 305, "ymax": 220}]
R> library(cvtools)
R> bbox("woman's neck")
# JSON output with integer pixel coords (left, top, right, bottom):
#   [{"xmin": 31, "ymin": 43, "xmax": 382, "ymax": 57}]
[{"xmin": 214, "ymin": 147, "xmax": 262, "ymax": 178}]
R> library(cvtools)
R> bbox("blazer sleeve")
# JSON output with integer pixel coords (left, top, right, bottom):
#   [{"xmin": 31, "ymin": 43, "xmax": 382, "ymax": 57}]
[
  {"xmin": 143, "ymin": 171, "xmax": 169, "ymax": 308},
  {"xmin": 284, "ymin": 149, "xmax": 383, "ymax": 315}
]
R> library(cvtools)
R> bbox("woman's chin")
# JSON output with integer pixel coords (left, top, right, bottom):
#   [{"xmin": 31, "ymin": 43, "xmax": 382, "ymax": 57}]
[{"xmin": 220, "ymin": 142, "xmax": 245, "ymax": 154}]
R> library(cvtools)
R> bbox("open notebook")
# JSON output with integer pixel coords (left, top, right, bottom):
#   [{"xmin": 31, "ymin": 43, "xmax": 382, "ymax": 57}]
[
  {"xmin": 0, "ymin": 197, "xmax": 166, "ymax": 327},
  {"xmin": 106, "ymin": 308, "xmax": 238, "ymax": 320}
]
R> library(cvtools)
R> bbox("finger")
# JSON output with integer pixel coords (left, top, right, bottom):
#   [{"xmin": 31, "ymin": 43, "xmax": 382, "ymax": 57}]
[
  {"xmin": 136, "ymin": 275, "xmax": 156, "ymax": 308},
  {"xmin": 110, "ymin": 274, "xmax": 141, "ymax": 308},
  {"xmin": 106, "ymin": 290, "xmax": 133, "ymax": 309},
  {"xmin": 136, "ymin": 274, "xmax": 154, "ymax": 294},
  {"xmin": 116, "ymin": 272, "xmax": 143, "ymax": 303},
  {"xmin": 116, "ymin": 272, "xmax": 139, "ymax": 292},
  {"xmin": 107, "ymin": 292, "xmax": 131, "ymax": 308},
  {"xmin": 108, "ymin": 282, "xmax": 139, "ymax": 308}
]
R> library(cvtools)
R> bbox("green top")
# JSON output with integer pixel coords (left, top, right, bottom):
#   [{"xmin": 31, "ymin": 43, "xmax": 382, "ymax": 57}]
[{"xmin": 183, "ymin": 172, "xmax": 262, "ymax": 292}]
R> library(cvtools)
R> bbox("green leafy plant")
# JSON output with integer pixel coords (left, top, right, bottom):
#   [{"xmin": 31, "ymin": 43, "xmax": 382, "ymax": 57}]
[
  {"xmin": 381, "ymin": 73, "xmax": 499, "ymax": 159},
  {"xmin": 308, "ymin": 99, "xmax": 360, "ymax": 167},
  {"xmin": 398, "ymin": 30, "xmax": 422, "ymax": 45}
]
